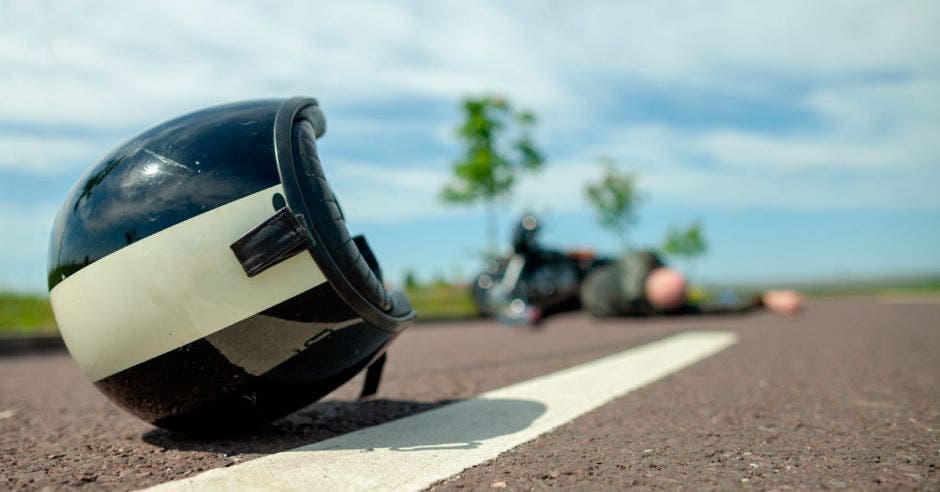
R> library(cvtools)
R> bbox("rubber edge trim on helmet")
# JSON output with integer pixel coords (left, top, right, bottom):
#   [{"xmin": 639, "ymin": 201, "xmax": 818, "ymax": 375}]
[{"xmin": 273, "ymin": 97, "xmax": 415, "ymax": 334}]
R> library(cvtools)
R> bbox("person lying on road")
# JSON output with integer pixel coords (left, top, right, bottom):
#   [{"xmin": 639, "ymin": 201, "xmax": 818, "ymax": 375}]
[{"xmin": 579, "ymin": 250, "xmax": 803, "ymax": 317}]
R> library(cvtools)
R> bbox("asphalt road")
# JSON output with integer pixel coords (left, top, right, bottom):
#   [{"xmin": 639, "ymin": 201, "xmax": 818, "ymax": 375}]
[{"xmin": 1, "ymin": 296, "xmax": 938, "ymax": 490}]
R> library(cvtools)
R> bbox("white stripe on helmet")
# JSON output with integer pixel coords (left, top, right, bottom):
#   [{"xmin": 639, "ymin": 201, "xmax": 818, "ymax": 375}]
[{"xmin": 50, "ymin": 185, "xmax": 327, "ymax": 381}]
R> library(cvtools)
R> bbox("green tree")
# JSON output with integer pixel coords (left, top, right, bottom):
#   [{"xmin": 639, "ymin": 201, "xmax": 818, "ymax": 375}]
[
  {"xmin": 403, "ymin": 269, "xmax": 419, "ymax": 290},
  {"xmin": 661, "ymin": 221, "xmax": 708, "ymax": 273},
  {"xmin": 441, "ymin": 95, "xmax": 545, "ymax": 252},
  {"xmin": 584, "ymin": 159, "xmax": 642, "ymax": 249}
]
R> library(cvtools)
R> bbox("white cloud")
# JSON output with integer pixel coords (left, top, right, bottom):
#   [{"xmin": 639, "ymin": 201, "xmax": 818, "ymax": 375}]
[
  {"xmin": 329, "ymin": 96, "xmax": 940, "ymax": 223},
  {"xmin": 0, "ymin": 1, "xmax": 570, "ymax": 128},
  {"xmin": 329, "ymin": 161, "xmax": 455, "ymax": 223},
  {"xmin": 686, "ymin": 76, "xmax": 940, "ymax": 174},
  {"xmin": 0, "ymin": 135, "xmax": 107, "ymax": 174},
  {"xmin": 0, "ymin": 1, "xmax": 938, "ymax": 291},
  {"xmin": 692, "ymin": 128, "xmax": 929, "ymax": 172},
  {"xmin": 2, "ymin": 1, "xmax": 937, "ymax": 126},
  {"xmin": 0, "ymin": 202, "xmax": 58, "ymax": 291},
  {"xmin": 0, "ymin": 202, "xmax": 56, "ymax": 257},
  {"xmin": 0, "ymin": 0, "xmax": 937, "ymax": 213},
  {"xmin": 546, "ymin": 1, "xmax": 940, "ymax": 86}
]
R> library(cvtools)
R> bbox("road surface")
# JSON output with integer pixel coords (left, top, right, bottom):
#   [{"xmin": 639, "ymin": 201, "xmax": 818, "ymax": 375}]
[{"xmin": 1, "ymin": 296, "xmax": 938, "ymax": 490}]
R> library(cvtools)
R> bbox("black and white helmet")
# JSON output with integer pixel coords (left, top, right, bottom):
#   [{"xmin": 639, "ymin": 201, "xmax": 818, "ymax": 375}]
[{"xmin": 47, "ymin": 97, "xmax": 415, "ymax": 433}]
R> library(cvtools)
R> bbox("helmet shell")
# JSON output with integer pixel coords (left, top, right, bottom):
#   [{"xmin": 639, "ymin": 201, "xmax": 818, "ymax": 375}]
[{"xmin": 47, "ymin": 98, "xmax": 413, "ymax": 432}]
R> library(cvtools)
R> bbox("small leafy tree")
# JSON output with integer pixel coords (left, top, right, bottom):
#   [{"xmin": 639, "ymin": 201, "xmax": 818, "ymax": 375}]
[
  {"xmin": 584, "ymin": 159, "xmax": 642, "ymax": 249},
  {"xmin": 441, "ymin": 95, "xmax": 545, "ymax": 253},
  {"xmin": 661, "ymin": 221, "xmax": 708, "ymax": 274},
  {"xmin": 403, "ymin": 270, "xmax": 419, "ymax": 290}
]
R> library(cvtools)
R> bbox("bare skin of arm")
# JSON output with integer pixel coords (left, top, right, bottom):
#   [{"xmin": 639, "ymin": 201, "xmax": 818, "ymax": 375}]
[{"xmin": 645, "ymin": 267, "xmax": 804, "ymax": 315}]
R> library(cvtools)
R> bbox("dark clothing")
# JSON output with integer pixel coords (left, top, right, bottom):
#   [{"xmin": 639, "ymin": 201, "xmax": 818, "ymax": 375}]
[
  {"xmin": 580, "ymin": 250, "xmax": 761, "ymax": 317},
  {"xmin": 579, "ymin": 251, "xmax": 665, "ymax": 316}
]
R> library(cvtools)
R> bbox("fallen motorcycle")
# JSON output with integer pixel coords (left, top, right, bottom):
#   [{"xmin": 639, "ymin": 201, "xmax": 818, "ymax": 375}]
[{"xmin": 472, "ymin": 215, "xmax": 611, "ymax": 325}]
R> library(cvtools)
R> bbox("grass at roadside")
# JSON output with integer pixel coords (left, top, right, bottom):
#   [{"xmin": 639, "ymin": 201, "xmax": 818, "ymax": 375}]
[
  {"xmin": 0, "ymin": 292, "xmax": 58, "ymax": 336},
  {"xmin": 2, "ymin": 275, "xmax": 937, "ymax": 336},
  {"xmin": 783, "ymin": 277, "xmax": 940, "ymax": 297},
  {"xmin": 405, "ymin": 282, "xmax": 480, "ymax": 320},
  {"xmin": 694, "ymin": 275, "xmax": 940, "ymax": 298}
]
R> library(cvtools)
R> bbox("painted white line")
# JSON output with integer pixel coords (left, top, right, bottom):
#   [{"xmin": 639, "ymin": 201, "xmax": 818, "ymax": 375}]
[{"xmin": 146, "ymin": 331, "xmax": 737, "ymax": 492}]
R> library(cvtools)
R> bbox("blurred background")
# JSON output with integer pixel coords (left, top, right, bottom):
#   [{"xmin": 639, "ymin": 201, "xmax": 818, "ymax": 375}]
[{"xmin": 1, "ymin": 0, "xmax": 938, "ymax": 331}]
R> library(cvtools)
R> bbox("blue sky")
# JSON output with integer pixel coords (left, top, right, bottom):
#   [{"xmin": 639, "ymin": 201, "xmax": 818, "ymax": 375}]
[{"xmin": 1, "ymin": 1, "xmax": 939, "ymax": 292}]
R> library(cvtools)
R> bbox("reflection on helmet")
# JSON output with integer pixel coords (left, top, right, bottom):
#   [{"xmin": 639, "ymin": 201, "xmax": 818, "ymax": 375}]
[{"xmin": 47, "ymin": 98, "xmax": 415, "ymax": 434}]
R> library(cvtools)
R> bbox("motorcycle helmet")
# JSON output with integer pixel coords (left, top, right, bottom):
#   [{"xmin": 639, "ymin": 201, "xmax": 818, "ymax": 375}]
[{"xmin": 47, "ymin": 97, "xmax": 415, "ymax": 433}]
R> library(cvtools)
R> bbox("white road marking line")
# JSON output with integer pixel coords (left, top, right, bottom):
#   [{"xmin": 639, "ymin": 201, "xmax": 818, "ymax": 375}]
[
  {"xmin": 146, "ymin": 331, "xmax": 737, "ymax": 492},
  {"xmin": 0, "ymin": 410, "xmax": 14, "ymax": 420}
]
